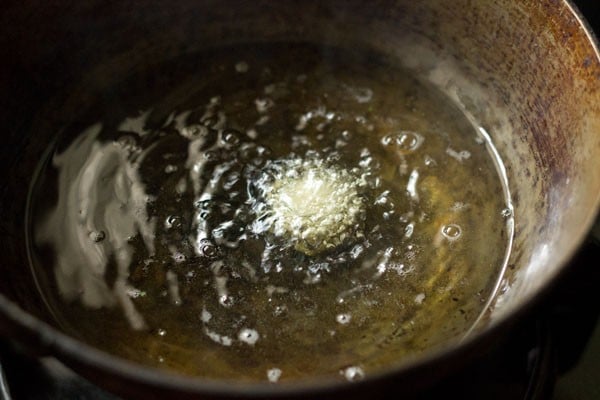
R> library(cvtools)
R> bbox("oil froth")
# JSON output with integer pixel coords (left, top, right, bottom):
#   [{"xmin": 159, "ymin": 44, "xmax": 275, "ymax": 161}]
[{"xmin": 251, "ymin": 156, "xmax": 367, "ymax": 255}]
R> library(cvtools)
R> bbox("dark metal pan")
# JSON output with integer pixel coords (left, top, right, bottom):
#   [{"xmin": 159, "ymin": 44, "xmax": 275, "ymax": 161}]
[{"xmin": 0, "ymin": 1, "xmax": 598, "ymax": 398}]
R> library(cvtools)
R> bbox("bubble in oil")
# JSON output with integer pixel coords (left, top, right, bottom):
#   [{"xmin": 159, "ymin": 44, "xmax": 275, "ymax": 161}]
[
  {"xmin": 165, "ymin": 215, "xmax": 182, "ymax": 230},
  {"xmin": 336, "ymin": 313, "xmax": 352, "ymax": 325},
  {"xmin": 381, "ymin": 131, "xmax": 424, "ymax": 153},
  {"xmin": 350, "ymin": 87, "xmax": 373, "ymax": 104},
  {"xmin": 198, "ymin": 241, "xmax": 217, "ymax": 258},
  {"xmin": 219, "ymin": 294, "xmax": 235, "ymax": 308},
  {"xmin": 267, "ymin": 368, "xmax": 282, "ymax": 383},
  {"xmin": 221, "ymin": 129, "xmax": 241, "ymax": 146},
  {"xmin": 165, "ymin": 164, "xmax": 178, "ymax": 173},
  {"xmin": 414, "ymin": 293, "xmax": 426, "ymax": 304},
  {"xmin": 171, "ymin": 252, "xmax": 186, "ymax": 263},
  {"xmin": 89, "ymin": 230, "xmax": 105, "ymax": 243},
  {"xmin": 238, "ymin": 328, "xmax": 260, "ymax": 345},
  {"xmin": 273, "ymin": 305, "xmax": 288, "ymax": 317},
  {"xmin": 201, "ymin": 308, "xmax": 212, "ymax": 323},
  {"xmin": 441, "ymin": 224, "xmax": 462, "ymax": 240},
  {"xmin": 424, "ymin": 155, "xmax": 437, "ymax": 167},
  {"xmin": 342, "ymin": 366, "xmax": 365, "ymax": 382},
  {"xmin": 404, "ymin": 223, "xmax": 414, "ymax": 238},
  {"xmin": 349, "ymin": 244, "xmax": 365, "ymax": 259}
]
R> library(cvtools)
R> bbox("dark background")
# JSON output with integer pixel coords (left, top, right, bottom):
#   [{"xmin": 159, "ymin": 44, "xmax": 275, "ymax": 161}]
[
  {"xmin": 574, "ymin": 1, "xmax": 600, "ymax": 29},
  {"xmin": 553, "ymin": 1, "xmax": 600, "ymax": 399}
]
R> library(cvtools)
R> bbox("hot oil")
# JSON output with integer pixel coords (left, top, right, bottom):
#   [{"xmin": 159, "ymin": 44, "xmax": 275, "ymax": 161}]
[{"xmin": 27, "ymin": 43, "xmax": 513, "ymax": 382}]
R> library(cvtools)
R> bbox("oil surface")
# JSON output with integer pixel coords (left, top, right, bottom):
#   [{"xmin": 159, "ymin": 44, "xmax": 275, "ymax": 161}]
[{"xmin": 27, "ymin": 43, "xmax": 512, "ymax": 383}]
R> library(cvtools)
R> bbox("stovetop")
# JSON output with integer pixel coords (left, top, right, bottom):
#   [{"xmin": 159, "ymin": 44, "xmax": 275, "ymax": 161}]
[{"xmin": 0, "ymin": 2, "xmax": 598, "ymax": 399}]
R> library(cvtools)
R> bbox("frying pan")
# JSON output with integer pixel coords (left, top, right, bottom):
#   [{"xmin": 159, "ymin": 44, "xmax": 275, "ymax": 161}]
[{"xmin": 0, "ymin": 0, "xmax": 599, "ymax": 398}]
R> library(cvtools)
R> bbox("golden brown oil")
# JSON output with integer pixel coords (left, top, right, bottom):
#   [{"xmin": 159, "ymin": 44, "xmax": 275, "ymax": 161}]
[{"xmin": 27, "ymin": 43, "xmax": 512, "ymax": 383}]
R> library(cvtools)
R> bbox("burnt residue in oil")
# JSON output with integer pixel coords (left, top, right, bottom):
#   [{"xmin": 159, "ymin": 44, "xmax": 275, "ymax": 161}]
[{"xmin": 27, "ymin": 43, "xmax": 512, "ymax": 382}]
